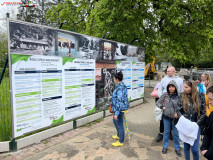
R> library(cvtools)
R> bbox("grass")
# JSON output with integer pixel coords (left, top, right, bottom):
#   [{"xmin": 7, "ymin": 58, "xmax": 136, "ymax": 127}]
[{"xmin": 0, "ymin": 76, "xmax": 12, "ymax": 141}]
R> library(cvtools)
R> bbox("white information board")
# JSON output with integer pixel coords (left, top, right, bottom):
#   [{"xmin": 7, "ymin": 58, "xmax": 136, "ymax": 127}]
[
  {"xmin": 132, "ymin": 62, "xmax": 145, "ymax": 99},
  {"xmin": 116, "ymin": 61, "xmax": 132, "ymax": 101},
  {"xmin": 11, "ymin": 54, "xmax": 95, "ymax": 137}
]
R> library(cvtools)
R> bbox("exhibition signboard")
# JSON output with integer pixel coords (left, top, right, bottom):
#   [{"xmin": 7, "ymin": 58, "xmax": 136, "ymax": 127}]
[{"xmin": 8, "ymin": 20, "xmax": 145, "ymax": 137}]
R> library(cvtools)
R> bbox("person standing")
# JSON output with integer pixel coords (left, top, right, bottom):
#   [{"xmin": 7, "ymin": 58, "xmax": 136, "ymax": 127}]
[
  {"xmin": 156, "ymin": 80, "xmax": 182, "ymax": 157},
  {"xmin": 181, "ymin": 80, "xmax": 206, "ymax": 160},
  {"xmin": 201, "ymin": 73, "xmax": 211, "ymax": 88},
  {"xmin": 193, "ymin": 76, "xmax": 206, "ymax": 94},
  {"xmin": 201, "ymin": 86, "xmax": 213, "ymax": 160},
  {"xmin": 111, "ymin": 71, "xmax": 129, "ymax": 147},
  {"xmin": 156, "ymin": 66, "xmax": 183, "ymax": 142}
]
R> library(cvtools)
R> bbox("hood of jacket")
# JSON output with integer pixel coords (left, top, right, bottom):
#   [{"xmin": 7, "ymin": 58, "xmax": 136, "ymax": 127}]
[{"xmin": 167, "ymin": 80, "xmax": 178, "ymax": 95}]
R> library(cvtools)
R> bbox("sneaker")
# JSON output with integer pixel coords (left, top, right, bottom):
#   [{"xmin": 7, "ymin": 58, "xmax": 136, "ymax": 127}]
[
  {"xmin": 156, "ymin": 133, "xmax": 163, "ymax": 142},
  {"xmin": 162, "ymin": 148, "xmax": 167, "ymax": 154},
  {"xmin": 112, "ymin": 135, "xmax": 119, "ymax": 140},
  {"xmin": 175, "ymin": 150, "xmax": 182, "ymax": 157},
  {"xmin": 169, "ymin": 133, "xmax": 173, "ymax": 140},
  {"xmin": 112, "ymin": 141, "xmax": 124, "ymax": 147},
  {"xmin": 179, "ymin": 141, "xmax": 184, "ymax": 148}
]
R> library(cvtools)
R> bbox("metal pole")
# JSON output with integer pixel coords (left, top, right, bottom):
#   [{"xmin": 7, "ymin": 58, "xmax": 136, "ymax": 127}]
[
  {"xmin": 7, "ymin": 18, "xmax": 15, "ymax": 139},
  {"xmin": 0, "ymin": 55, "xmax": 8, "ymax": 85},
  {"xmin": 148, "ymin": 71, "xmax": 153, "ymax": 88}
]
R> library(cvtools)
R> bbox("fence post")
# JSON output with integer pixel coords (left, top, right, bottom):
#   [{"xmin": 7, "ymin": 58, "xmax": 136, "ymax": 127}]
[
  {"xmin": 9, "ymin": 138, "xmax": 17, "ymax": 152},
  {"xmin": 103, "ymin": 110, "xmax": 106, "ymax": 118},
  {"xmin": 0, "ymin": 54, "xmax": 8, "ymax": 85},
  {"xmin": 73, "ymin": 120, "xmax": 77, "ymax": 129}
]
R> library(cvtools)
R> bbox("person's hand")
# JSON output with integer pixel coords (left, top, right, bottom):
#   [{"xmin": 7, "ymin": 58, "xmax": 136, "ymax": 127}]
[
  {"xmin": 163, "ymin": 107, "xmax": 165, "ymax": 110},
  {"xmin": 114, "ymin": 115, "xmax": 118, "ymax": 120},
  {"xmin": 201, "ymin": 150, "xmax": 207, "ymax": 156},
  {"xmin": 174, "ymin": 113, "xmax": 178, "ymax": 119}
]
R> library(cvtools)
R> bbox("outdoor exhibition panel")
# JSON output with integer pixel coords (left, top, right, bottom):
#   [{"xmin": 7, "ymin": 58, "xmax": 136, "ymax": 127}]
[{"xmin": 8, "ymin": 20, "xmax": 145, "ymax": 138}]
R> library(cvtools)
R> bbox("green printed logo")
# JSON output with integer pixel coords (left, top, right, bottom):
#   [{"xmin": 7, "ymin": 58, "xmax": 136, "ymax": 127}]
[
  {"xmin": 11, "ymin": 54, "xmax": 32, "ymax": 64},
  {"xmin": 52, "ymin": 115, "xmax": 64, "ymax": 125},
  {"xmin": 87, "ymin": 106, "xmax": 96, "ymax": 114},
  {"xmin": 17, "ymin": 128, "xmax": 22, "ymax": 132},
  {"xmin": 116, "ymin": 61, "xmax": 121, "ymax": 65},
  {"xmin": 62, "ymin": 57, "xmax": 75, "ymax": 65}
]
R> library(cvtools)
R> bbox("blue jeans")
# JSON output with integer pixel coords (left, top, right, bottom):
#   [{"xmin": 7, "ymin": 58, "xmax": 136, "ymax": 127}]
[
  {"xmin": 163, "ymin": 117, "xmax": 180, "ymax": 150},
  {"xmin": 113, "ymin": 112, "xmax": 124, "ymax": 143},
  {"xmin": 184, "ymin": 126, "xmax": 201, "ymax": 160}
]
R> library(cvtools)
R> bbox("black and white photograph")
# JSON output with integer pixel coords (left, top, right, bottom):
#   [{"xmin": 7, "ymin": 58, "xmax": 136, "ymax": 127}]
[
  {"xmin": 78, "ymin": 35, "xmax": 100, "ymax": 59},
  {"xmin": 114, "ymin": 43, "xmax": 128, "ymax": 61},
  {"xmin": 9, "ymin": 22, "xmax": 56, "ymax": 56},
  {"xmin": 96, "ymin": 68, "xmax": 116, "ymax": 110},
  {"xmin": 137, "ymin": 47, "xmax": 145, "ymax": 62}
]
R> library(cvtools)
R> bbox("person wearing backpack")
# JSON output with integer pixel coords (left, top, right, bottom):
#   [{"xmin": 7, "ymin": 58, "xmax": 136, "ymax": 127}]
[
  {"xmin": 201, "ymin": 86, "xmax": 213, "ymax": 160},
  {"xmin": 156, "ymin": 80, "xmax": 182, "ymax": 157}
]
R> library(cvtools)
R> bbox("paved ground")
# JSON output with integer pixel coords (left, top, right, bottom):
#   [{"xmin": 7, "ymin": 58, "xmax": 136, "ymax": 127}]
[{"xmin": 0, "ymin": 80, "xmax": 206, "ymax": 160}]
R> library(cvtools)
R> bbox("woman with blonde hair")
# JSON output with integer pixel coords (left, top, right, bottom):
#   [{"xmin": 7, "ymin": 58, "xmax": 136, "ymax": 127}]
[
  {"xmin": 180, "ymin": 80, "xmax": 206, "ymax": 160},
  {"xmin": 201, "ymin": 73, "xmax": 211, "ymax": 88}
]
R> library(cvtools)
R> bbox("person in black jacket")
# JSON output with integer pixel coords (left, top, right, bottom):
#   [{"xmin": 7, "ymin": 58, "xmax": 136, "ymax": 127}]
[
  {"xmin": 201, "ymin": 86, "xmax": 213, "ymax": 160},
  {"xmin": 180, "ymin": 80, "xmax": 206, "ymax": 160}
]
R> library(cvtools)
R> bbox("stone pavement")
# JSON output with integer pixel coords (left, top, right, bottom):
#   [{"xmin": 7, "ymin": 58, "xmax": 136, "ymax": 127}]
[{"xmin": 0, "ymin": 80, "xmax": 206, "ymax": 160}]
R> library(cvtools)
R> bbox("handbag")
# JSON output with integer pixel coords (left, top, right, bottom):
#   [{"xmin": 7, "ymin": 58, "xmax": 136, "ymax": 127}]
[
  {"xmin": 154, "ymin": 94, "xmax": 167, "ymax": 121},
  {"xmin": 109, "ymin": 105, "xmax": 113, "ymax": 113},
  {"xmin": 151, "ymin": 89, "xmax": 159, "ymax": 98},
  {"xmin": 155, "ymin": 106, "xmax": 163, "ymax": 121}
]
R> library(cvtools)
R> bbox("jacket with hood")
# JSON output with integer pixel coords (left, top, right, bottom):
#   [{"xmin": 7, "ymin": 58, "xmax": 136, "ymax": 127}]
[
  {"xmin": 158, "ymin": 75, "xmax": 183, "ymax": 97},
  {"xmin": 111, "ymin": 82, "xmax": 129, "ymax": 116},
  {"xmin": 180, "ymin": 92, "xmax": 206, "ymax": 126},
  {"xmin": 156, "ymin": 80, "xmax": 181, "ymax": 119},
  {"xmin": 200, "ymin": 112, "xmax": 213, "ymax": 160}
]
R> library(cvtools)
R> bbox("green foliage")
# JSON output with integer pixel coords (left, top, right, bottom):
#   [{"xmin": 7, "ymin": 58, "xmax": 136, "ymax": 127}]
[
  {"xmin": 153, "ymin": 0, "xmax": 213, "ymax": 64},
  {"xmin": 21, "ymin": 0, "xmax": 213, "ymax": 66},
  {"xmin": 0, "ymin": 31, "xmax": 8, "ymax": 67}
]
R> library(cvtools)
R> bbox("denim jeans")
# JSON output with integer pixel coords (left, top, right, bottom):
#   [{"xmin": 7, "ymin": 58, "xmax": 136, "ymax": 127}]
[
  {"xmin": 113, "ymin": 112, "xmax": 124, "ymax": 143},
  {"xmin": 184, "ymin": 125, "xmax": 201, "ymax": 160},
  {"xmin": 163, "ymin": 117, "xmax": 180, "ymax": 150}
]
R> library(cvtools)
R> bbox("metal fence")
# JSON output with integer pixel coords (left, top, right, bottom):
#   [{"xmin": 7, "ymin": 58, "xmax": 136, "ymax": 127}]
[{"xmin": 0, "ymin": 55, "xmax": 12, "ymax": 141}]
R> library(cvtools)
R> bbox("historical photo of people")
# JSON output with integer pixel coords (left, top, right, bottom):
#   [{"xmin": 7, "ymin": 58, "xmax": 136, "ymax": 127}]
[
  {"xmin": 9, "ymin": 22, "xmax": 56, "ymax": 56},
  {"xmin": 78, "ymin": 35, "xmax": 100, "ymax": 59}
]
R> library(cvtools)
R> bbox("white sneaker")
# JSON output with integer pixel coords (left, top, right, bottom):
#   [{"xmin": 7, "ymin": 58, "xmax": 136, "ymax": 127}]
[{"xmin": 180, "ymin": 140, "xmax": 184, "ymax": 148}]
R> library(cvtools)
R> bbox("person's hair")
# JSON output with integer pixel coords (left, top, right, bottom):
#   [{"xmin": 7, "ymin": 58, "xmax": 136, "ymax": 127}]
[
  {"xmin": 114, "ymin": 71, "xmax": 123, "ymax": 81},
  {"xmin": 202, "ymin": 73, "xmax": 211, "ymax": 82},
  {"xmin": 207, "ymin": 85, "xmax": 213, "ymax": 94},
  {"xmin": 182, "ymin": 80, "xmax": 200, "ymax": 116},
  {"xmin": 192, "ymin": 75, "xmax": 201, "ymax": 82}
]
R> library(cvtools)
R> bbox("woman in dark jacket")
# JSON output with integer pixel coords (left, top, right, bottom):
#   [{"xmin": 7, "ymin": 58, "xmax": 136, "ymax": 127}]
[
  {"xmin": 180, "ymin": 80, "xmax": 206, "ymax": 160},
  {"xmin": 201, "ymin": 86, "xmax": 213, "ymax": 160},
  {"xmin": 156, "ymin": 80, "xmax": 181, "ymax": 157}
]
